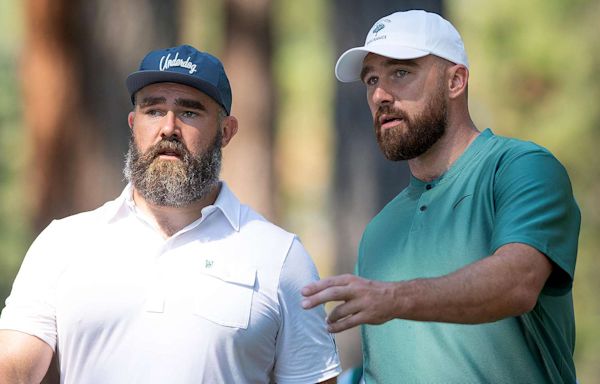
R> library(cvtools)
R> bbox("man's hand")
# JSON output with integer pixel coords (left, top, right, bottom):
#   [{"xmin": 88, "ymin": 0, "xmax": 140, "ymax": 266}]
[{"xmin": 302, "ymin": 274, "xmax": 399, "ymax": 333}]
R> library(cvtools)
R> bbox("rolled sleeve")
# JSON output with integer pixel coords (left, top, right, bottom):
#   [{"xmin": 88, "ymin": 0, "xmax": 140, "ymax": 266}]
[{"xmin": 0, "ymin": 221, "xmax": 64, "ymax": 350}]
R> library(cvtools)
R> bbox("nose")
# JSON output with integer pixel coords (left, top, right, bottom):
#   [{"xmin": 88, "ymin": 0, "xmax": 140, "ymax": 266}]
[
  {"xmin": 159, "ymin": 111, "xmax": 180, "ymax": 139},
  {"xmin": 371, "ymin": 84, "xmax": 394, "ymax": 107}
]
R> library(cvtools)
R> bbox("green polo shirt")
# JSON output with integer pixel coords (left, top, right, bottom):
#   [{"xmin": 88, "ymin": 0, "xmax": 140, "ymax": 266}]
[{"xmin": 358, "ymin": 129, "xmax": 580, "ymax": 384}]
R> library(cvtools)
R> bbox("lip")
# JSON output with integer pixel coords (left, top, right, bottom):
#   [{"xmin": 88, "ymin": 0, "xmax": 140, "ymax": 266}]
[
  {"xmin": 155, "ymin": 149, "xmax": 183, "ymax": 160},
  {"xmin": 379, "ymin": 115, "xmax": 404, "ymax": 130},
  {"xmin": 158, "ymin": 154, "xmax": 180, "ymax": 160}
]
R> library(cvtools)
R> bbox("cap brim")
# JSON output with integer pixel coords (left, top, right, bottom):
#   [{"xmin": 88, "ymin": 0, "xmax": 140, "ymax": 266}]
[
  {"xmin": 335, "ymin": 45, "xmax": 430, "ymax": 82},
  {"xmin": 126, "ymin": 71, "xmax": 229, "ymax": 114}
]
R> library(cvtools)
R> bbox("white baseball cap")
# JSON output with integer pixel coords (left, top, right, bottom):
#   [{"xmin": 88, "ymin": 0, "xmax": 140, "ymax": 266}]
[{"xmin": 335, "ymin": 10, "xmax": 469, "ymax": 82}]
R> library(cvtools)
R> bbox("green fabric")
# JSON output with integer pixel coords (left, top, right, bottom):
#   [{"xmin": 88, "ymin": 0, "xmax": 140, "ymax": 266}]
[{"xmin": 358, "ymin": 129, "xmax": 580, "ymax": 384}]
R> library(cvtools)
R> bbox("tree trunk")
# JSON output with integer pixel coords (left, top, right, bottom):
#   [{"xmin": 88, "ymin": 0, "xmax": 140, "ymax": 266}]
[
  {"xmin": 221, "ymin": 0, "xmax": 276, "ymax": 221},
  {"xmin": 332, "ymin": 0, "xmax": 444, "ymax": 370},
  {"xmin": 23, "ymin": 0, "xmax": 180, "ymax": 235}
]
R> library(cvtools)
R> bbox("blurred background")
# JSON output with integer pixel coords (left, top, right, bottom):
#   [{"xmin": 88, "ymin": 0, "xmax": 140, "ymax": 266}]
[{"xmin": 0, "ymin": 0, "xmax": 598, "ymax": 381}]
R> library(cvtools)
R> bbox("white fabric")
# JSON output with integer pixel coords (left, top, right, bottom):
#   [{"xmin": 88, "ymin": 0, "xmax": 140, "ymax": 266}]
[
  {"xmin": 0, "ymin": 183, "xmax": 341, "ymax": 384},
  {"xmin": 335, "ymin": 10, "xmax": 469, "ymax": 82}
]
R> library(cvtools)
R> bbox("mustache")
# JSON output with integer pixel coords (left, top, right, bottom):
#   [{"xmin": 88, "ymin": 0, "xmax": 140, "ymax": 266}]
[
  {"xmin": 375, "ymin": 105, "xmax": 409, "ymax": 120},
  {"xmin": 375, "ymin": 106, "xmax": 409, "ymax": 127},
  {"xmin": 144, "ymin": 137, "xmax": 189, "ymax": 159}
]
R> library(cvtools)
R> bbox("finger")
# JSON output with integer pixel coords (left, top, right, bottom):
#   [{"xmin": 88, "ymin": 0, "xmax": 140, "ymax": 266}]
[
  {"xmin": 301, "ymin": 274, "xmax": 354, "ymax": 296},
  {"xmin": 326, "ymin": 300, "xmax": 361, "ymax": 324},
  {"xmin": 301, "ymin": 285, "xmax": 353, "ymax": 310},
  {"xmin": 327, "ymin": 312, "xmax": 365, "ymax": 333}
]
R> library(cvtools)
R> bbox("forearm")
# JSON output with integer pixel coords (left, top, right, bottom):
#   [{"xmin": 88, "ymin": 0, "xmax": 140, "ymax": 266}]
[
  {"xmin": 0, "ymin": 355, "xmax": 34, "ymax": 384},
  {"xmin": 391, "ymin": 243, "xmax": 551, "ymax": 323},
  {"xmin": 0, "ymin": 363, "xmax": 20, "ymax": 384},
  {"xmin": 302, "ymin": 243, "xmax": 553, "ymax": 331}
]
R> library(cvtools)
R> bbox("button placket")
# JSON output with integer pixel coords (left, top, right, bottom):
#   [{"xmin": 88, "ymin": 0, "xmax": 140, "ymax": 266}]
[
  {"xmin": 419, "ymin": 183, "xmax": 434, "ymax": 212},
  {"xmin": 410, "ymin": 192, "xmax": 431, "ymax": 232},
  {"xmin": 418, "ymin": 189, "xmax": 431, "ymax": 214},
  {"xmin": 144, "ymin": 241, "xmax": 172, "ymax": 313},
  {"xmin": 418, "ymin": 196, "xmax": 429, "ymax": 213}
]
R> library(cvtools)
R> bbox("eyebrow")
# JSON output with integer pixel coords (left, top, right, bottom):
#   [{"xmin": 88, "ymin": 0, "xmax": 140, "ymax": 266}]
[
  {"xmin": 360, "ymin": 58, "xmax": 421, "ymax": 82},
  {"xmin": 175, "ymin": 98, "xmax": 206, "ymax": 111},
  {"xmin": 138, "ymin": 96, "xmax": 166, "ymax": 108},
  {"xmin": 137, "ymin": 96, "xmax": 207, "ymax": 111}
]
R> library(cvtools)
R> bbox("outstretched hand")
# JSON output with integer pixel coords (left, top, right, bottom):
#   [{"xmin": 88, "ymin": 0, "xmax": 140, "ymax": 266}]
[{"xmin": 301, "ymin": 274, "xmax": 399, "ymax": 333}]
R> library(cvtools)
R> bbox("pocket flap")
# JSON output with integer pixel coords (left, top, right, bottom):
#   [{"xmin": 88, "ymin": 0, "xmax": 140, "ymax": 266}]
[{"xmin": 202, "ymin": 262, "xmax": 256, "ymax": 287}]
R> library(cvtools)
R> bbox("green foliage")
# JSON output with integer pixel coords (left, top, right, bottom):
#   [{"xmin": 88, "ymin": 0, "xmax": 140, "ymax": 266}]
[
  {"xmin": 0, "ymin": 0, "xmax": 28, "ymax": 306},
  {"xmin": 272, "ymin": 0, "xmax": 336, "ymax": 274},
  {"xmin": 450, "ymin": 0, "xmax": 600, "ymax": 381},
  {"xmin": 178, "ymin": 0, "xmax": 225, "ymax": 55}
]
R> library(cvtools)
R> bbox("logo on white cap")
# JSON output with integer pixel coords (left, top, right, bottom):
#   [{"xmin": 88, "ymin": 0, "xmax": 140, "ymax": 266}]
[
  {"xmin": 159, "ymin": 52, "xmax": 198, "ymax": 74},
  {"xmin": 372, "ymin": 23, "xmax": 385, "ymax": 35}
]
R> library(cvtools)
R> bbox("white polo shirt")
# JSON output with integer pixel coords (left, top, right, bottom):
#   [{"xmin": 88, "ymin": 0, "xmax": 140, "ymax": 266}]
[{"xmin": 0, "ymin": 183, "xmax": 341, "ymax": 383}]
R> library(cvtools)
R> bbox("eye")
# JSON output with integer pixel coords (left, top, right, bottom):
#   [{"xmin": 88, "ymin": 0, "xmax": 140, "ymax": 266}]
[
  {"xmin": 364, "ymin": 75, "xmax": 379, "ymax": 86},
  {"xmin": 181, "ymin": 111, "xmax": 198, "ymax": 119},
  {"xmin": 393, "ymin": 69, "xmax": 409, "ymax": 79},
  {"xmin": 145, "ymin": 109, "xmax": 164, "ymax": 117}
]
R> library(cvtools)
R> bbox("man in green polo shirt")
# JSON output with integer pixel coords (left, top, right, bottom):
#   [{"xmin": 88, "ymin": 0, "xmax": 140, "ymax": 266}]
[{"xmin": 302, "ymin": 10, "xmax": 580, "ymax": 383}]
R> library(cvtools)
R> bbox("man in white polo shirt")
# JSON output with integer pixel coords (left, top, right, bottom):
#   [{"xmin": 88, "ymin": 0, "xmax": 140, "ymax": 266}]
[{"xmin": 0, "ymin": 45, "xmax": 341, "ymax": 384}]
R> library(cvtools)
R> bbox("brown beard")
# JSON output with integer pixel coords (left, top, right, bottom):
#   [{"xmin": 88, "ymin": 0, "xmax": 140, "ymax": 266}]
[
  {"xmin": 123, "ymin": 132, "xmax": 222, "ymax": 207},
  {"xmin": 374, "ymin": 80, "xmax": 448, "ymax": 161}
]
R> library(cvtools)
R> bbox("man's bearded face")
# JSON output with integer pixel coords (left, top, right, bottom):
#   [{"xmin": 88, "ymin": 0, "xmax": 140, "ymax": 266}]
[
  {"xmin": 124, "ymin": 131, "xmax": 222, "ymax": 207},
  {"xmin": 374, "ymin": 78, "xmax": 448, "ymax": 161}
]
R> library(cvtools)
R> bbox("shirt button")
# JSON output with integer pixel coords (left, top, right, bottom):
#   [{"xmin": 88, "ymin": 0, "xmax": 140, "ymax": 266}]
[
  {"xmin": 425, "ymin": 184, "xmax": 432, "ymax": 190},
  {"xmin": 420, "ymin": 205, "xmax": 427, "ymax": 211}
]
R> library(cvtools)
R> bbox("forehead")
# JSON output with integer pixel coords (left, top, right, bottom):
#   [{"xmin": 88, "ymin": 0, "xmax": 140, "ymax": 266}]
[
  {"xmin": 136, "ymin": 82, "xmax": 218, "ymax": 107},
  {"xmin": 362, "ymin": 53, "xmax": 434, "ymax": 70}
]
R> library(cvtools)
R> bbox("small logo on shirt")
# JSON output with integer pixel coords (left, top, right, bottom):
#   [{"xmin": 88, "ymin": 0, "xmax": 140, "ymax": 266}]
[
  {"xmin": 205, "ymin": 259, "xmax": 214, "ymax": 269},
  {"xmin": 452, "ymin": 194, "xmax": 473, "ymax": 210}
]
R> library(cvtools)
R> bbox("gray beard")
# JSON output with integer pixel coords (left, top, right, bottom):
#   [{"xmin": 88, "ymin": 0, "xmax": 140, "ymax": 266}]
[{"xmin": 123, "ymin": 132, "xmax": 222, "ymax": 207}]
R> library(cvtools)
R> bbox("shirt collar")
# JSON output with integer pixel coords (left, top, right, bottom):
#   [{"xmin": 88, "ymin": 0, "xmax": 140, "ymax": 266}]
[
  {"xmin": 208, "ymin": 182, "xmax": 241, "ymax": 231},
  {"xmin": 409, "ymin": 128, "xmax": 493, "ymax": 189},
  {"xmin": 103, "ymin": 182, "xmax": 241, "ymax": 231},
  {"xmin": 101, "ymin": 184, "xmax": 134, "ymax": 223}
]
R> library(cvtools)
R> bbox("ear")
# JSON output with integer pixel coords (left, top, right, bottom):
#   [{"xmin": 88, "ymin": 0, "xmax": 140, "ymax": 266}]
[
  {"xmin": 128, "ymin": 111, "xmax": 135, "ymax": 130},
  {"xmin": 220, "ymin": 115, "xmax": 239, "ymax": 147},
  {"xmin": 447, "ymin": 64, "xmax": 469, "ymax": 100}
]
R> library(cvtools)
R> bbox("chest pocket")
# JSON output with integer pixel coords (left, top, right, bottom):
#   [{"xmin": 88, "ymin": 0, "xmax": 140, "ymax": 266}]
[{"xmin": 195, "ymin": 264, "xmax": 257, "ymax": 329}]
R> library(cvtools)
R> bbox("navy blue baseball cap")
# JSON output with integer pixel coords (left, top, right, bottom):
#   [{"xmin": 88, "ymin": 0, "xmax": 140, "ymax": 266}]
[{"xmin": 126, "ymin": 45, "xmax": 232, "ymax": 115}]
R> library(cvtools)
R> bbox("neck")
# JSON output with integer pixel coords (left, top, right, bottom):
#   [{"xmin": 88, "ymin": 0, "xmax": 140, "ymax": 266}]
[
  {"xmin": 408, "ymin": 119, "xmax": 479, "ymax": 182},
  {"xmin": 132, "ymin": 183, "xmax": 221, "ymax": 238}
]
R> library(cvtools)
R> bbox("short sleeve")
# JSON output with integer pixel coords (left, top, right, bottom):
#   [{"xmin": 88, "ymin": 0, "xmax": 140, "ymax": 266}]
[
  {"xmin": 491, "ymin": 148, "xmax": 581, "ymax": 293},
  {"xmin": 0, "ymin": 221, "xmax": 64, "ymax": 350},
  {"xmin": 272, "ymin": 237, "xmax": 341, "ymax": 384}
]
